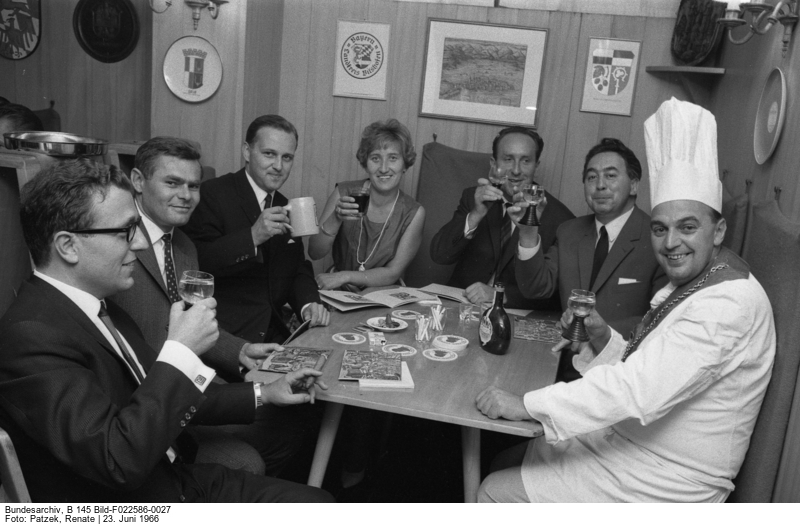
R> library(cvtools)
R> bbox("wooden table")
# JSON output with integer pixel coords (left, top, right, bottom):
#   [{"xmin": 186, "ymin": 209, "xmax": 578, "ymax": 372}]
[{"xmin": 247, "ymin": 302, "xmax": 559, "ymax": 502}]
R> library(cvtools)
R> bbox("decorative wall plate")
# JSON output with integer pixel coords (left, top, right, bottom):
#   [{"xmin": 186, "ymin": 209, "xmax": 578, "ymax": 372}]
[
  {"xmin": 754, "ymin": 68, "xmax": 786, "ymax": 165},
  {"xmin": 0, "ymin": 0, "xmax": 41, "ymax": 60},
  {"xmin": 73, "ymin": 0, "xmax": 139, "ymax": 63},
  {"xmin": 163, "ymin": 36, "xmax": 223, "ymax": 103}
]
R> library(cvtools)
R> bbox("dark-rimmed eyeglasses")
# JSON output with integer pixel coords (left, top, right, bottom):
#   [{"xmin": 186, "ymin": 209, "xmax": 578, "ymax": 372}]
[{"xmin": 68, "ymin": 217, "xmax": 142, "ymax": 244}]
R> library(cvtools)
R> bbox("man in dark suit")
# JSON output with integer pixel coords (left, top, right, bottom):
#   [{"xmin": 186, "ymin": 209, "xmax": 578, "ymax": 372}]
[
  {"xmin": 111, "ymin": 137, "xmax": 311, "ymax": 477},
  {"xmin": 0, "ymin": 158, "xmax": 332, "ymax": 502},
  {"xmin": 515, "ymin": 138, "xmax": 668, "ymax": 338},
  {"xmin": 183, "ymin": 115, "xmax": 329, "ymax": 344},
  {"xmin": 430, "ymin": 127, "xmax": 574, "ymax": 310}
]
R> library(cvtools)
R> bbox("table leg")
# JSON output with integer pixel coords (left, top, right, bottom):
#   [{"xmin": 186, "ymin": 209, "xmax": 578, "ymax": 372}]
[
  {"xmin": 461, "ymin": 426, "xmax": 481, "ymax": 503},
  {"xmin": 307, "ymin": 402, "xmax": 344, "ymax": 487}
]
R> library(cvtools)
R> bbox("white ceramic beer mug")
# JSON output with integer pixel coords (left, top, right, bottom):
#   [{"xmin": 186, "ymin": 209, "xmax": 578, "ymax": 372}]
[{"xmin": 284, "ymin": 196, "xmax": 319, "ymax": 237}]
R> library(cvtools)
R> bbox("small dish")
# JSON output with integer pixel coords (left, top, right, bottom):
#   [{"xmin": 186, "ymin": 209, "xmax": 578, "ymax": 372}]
[{"xmin": 366, "ymin": 317, "xmax": 408, "ymax": 332}]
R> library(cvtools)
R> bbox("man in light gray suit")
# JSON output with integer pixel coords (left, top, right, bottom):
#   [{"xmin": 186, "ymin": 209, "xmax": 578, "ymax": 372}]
[{"xmin": 111, "ymin": 137, "xmax": 313, "ymax": 477}]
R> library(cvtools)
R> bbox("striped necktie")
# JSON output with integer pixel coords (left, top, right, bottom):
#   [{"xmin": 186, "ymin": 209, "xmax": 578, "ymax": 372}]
[{"xmin": 499, "ymin": 202, "xmax": 513, "ymax": 252}]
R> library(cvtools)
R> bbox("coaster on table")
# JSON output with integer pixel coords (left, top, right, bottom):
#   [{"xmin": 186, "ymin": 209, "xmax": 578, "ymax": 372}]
[
  {"xmin": 432, "ymin": 335, "xmax": 468, "ymax": 352},
  {"xmin": 422, "ymin": 348, "xmax": 458, "ymax": 362},
  {"xmin": 332, "ymin": 333, "xmax": 366, "ymax": 345},
  {"xmin": 391, "ymin": 309, "xmax": 419, "ymax": 320},
  {"xmin": 382, "ymin": 343, "xmax": 418, "ymax": 357}
]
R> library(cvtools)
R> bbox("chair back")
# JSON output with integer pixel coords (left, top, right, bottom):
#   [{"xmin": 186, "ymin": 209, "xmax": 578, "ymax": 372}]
[
  {"xmin": 32, "ymin": 100, "xmax": 61, "ymax": 132},
  {"xmin": 729, "ymin": 200, "xmax": 800, "ymax": 502},
  {"xmin": 0, "ymin": 426, "xmax": 30, "ymax": 503},
  {"xmin": 721, "ymin": 191, "xmax": 749, "ymax": 256},
  {"xmin": 405, "ymin": 141, "xmax": 491, "ymax": 287}
]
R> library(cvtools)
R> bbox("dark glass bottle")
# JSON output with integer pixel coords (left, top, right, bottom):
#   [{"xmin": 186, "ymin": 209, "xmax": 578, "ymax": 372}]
[{"xmin": 479, "ymin": 283, "xmax": 511, "ymax": 355}]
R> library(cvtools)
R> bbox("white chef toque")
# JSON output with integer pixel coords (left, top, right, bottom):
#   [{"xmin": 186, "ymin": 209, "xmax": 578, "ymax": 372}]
[{"xmin": 644, "ymin": 97, "xmax": 723, "ymax": 213}]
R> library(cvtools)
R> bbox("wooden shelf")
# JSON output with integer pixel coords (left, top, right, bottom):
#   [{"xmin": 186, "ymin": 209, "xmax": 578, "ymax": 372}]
[
  {"xmin": 645, "ymin": 66, "xmax": 726, "ymax": 107},
  {"xmin": 645, "ymin": 66, "xmax": 725, "ymax": 75}
]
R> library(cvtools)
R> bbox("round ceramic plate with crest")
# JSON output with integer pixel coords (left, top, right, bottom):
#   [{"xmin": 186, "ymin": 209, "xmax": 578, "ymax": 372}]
[
  {"xmin": 163, "ymin": 35, "xmax": 223, "ymax": 103},
  {"xmin": 366, "ymin": 317, "xmax": 408, "ymax": 332}
]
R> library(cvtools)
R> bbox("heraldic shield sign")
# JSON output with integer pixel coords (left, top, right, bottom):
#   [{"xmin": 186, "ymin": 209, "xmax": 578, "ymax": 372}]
[
  {"xmin": 73, "ymin": 0, "xmax": 139, "ymax": 63},
  {"xmin": 163, "ymin": 36, "xmax": 223, "ymax": 103},
  {"xmin": 0, "ymin": 0, "xmax": 41, "ymax": 60},
  {"xmin": 580, "ymin": 38, "xmax": 641, "ymax": 116}
]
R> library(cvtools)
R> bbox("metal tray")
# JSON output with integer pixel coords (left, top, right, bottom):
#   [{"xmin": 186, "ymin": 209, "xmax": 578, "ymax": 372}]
[{"xmin": 3, "ymin": 131, "xmax": 108, "ymax": 157}]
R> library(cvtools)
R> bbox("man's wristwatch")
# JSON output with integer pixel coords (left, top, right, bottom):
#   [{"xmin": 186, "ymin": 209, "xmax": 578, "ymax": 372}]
[{"xmin": 253, "ymin": 382, "xmax": 265, "ymax": 408}]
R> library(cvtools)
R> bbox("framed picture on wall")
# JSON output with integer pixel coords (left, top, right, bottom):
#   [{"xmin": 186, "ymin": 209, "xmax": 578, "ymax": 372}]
[
  {"xmin": 580, "ymin": 38, "xmax": 641, "ymax": 116},
  {"xmin": 419, "ymin": 19, "xmax": 547, "ymax": 128},
  {"xmin": 333, "ymin": 20, "xmax": 391, "ymax": 100}
]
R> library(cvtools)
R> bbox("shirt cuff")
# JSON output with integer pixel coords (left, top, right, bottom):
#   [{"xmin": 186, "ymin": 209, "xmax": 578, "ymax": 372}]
[
  {"xmin": 463, "ymin": 216, "xmax": 477, "ymax": 239},
  {"xmin": 300, "ymin": 303, "xmax": 312, "ymax": 320},
  {"xmin": 158, "ymin": 340, "xmax": 217, "ymax": 393},
  {"xmin": 523, "ymin": 386, "xmax": 560, "ymax": 443},
  {"xmin": 516, "ymin": 234, "xmax": 541, "ymax": 261}
]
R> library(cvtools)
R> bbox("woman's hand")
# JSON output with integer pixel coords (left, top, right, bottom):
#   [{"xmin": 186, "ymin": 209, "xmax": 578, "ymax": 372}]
[
  {"xmin": 316, "ymin": 271, "xmax": 351, "ymax": 290},
  {"xmin": 335, "ymin": 195, "xmax": 362, "ymax": 221}
]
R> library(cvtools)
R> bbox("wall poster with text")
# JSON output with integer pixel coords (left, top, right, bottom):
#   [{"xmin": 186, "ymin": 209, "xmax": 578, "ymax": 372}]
[{"xmin": 333, "ymin": 20, "xmax": 391, "ymax": 100}]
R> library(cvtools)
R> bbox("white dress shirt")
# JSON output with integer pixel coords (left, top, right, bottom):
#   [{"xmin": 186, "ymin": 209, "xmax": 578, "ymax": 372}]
[{"xmin": 517, "ymin": 206, "xmax": 635, "ymax": 261}]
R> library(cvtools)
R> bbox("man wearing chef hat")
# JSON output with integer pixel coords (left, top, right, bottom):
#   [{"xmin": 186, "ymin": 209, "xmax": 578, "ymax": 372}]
[{"xmin": 474, "ymin": 98, "xmax": 776, "ymax": 502}]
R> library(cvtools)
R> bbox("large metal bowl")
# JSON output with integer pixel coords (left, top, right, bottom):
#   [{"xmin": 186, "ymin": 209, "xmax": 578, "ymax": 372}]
[{"xmin": 3, "ymin": 131, "xmax": 108, "ymax": 157}]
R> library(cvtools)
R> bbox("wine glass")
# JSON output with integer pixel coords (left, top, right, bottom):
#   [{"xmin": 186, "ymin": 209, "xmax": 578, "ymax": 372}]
[
  {"xmin": 487, "ymin": 165, "xmax": 508, "ymax": 190},
  {"xmin": 179, "ymin": 270, "xmax": 214, "ymax": 307},
  {"xmin": 561, "ymin": 289, "xmax": 596, "ymax": 342},
  {"xmin": 519, "ymin": 183, "xmax": 545, "ymax": 226}
]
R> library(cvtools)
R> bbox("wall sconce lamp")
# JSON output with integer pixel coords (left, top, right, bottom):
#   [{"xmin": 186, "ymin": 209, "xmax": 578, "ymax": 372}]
[
  {"xmin": 717, "ymin": 1, "xmax": 799, "ymax": 56},
  {"xmin": 148, "ymin": 0, "xmax": 229, "ymax": 30}
]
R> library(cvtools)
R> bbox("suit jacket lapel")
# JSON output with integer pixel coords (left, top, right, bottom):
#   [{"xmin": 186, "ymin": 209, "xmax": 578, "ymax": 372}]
[
  {"xmin": 29, "ymin": 277, "xmax": 141, "ymax": 383},
  {"xmin": 171, "ymin": 230, "xmax": 196, "ymax": 276},
  {"xmin": 233, "ymin": 169, "xmax": 263, "ymax": 226},
  {"xmin": 136, "ymin": 226, "xmax": 169, "ymax": 298},
  {"xmin": 577, "ymin": 220, "xmax": 595, "ymax": 290},
  {"xmin": 591, "ymin": 208, "xmax": 643, "ymax": 293}
]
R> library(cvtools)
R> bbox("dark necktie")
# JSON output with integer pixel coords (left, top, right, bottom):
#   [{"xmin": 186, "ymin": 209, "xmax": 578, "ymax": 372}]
[
  {"xmin": 499, "ymin": 202, "xmax": 513, "ymax": 253},
  {"xmin": 263, "ymin": 193, "xmax": 272, "ymax": 211},
  {"xmin": 162, "ymin": 233, "xmax": 181, "ymax": 304},
  {"xmin": 98, "ymin": 302, "xmax": 145, "ymax": 383},
  {"xmin": 589, "ymin": 225, "xmax": 609, "ymax": 290}
]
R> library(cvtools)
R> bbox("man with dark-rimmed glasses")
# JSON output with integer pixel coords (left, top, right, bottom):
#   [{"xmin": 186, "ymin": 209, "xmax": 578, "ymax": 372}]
[{"xmin": 0, "ymin": 158, "xmax": 333, "ymax": 503}]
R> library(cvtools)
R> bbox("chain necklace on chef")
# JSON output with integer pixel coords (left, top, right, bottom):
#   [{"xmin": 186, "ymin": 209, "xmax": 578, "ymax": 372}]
[
  {"xmin": 355, "ymin": 190, "xmax": 400, "ymax": 271},
  {"xmin": 621, "ymin": 263, "xmax": 729, "ymax": 362}
]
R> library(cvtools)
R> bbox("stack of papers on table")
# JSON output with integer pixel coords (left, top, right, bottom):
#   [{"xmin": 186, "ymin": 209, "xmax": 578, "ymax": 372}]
[
  {"xmin": 338, "ymin": 350, "xmax": 414, "ymax": 390},
  {"xmin": 417, "ymin": 283, "xmax": 470, "ymax": 304},
  {"xmin": 360, "ymin": 362, "xmax": 414, "ymax": 390},
  {"xmin": 319, "ymin": 287, "xmax": 436, "ymax": 311},
  {"xmin": 259, "ymin": 347, "xmax": 331, "ymax": 373}
]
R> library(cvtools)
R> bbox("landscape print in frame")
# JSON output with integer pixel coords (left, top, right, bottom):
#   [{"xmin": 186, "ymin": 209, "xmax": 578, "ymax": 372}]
[{"xmin": 419, "ymin": 19, "xmax": 547, "ymax": 127}]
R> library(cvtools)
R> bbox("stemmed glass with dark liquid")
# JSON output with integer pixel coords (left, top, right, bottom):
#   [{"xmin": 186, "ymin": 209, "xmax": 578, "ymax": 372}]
[
  {"xmin": 519, "ymin": 183, "xmax": 544, "ymax": 226},
  {"xmin": 179, "ymin": 270, "xmax": 214, "ymax": 307},
  {"xmin": 562, "ymin": 289, "xmax": 596, "ymax": 342}
]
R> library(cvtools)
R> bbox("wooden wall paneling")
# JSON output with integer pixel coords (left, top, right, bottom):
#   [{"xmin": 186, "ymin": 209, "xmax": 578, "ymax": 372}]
[
  {"xmin": 278, "ymin": 0, "xmax": 313, "ymax": 193},
  {"xmin": 243, "ymin": 0, "xmax": 284, "ymax": 144},
  {"xmin": 296, "ymin": 0, "xmax": 340, "ymax": 208},
  {"xmin": 775, "ymin": 367, "xmax": 800, "ymax": 501},
  {"xmin": 619, "ymin": 15, "xmax": 679, "ymax": 214},
  {"xmin": 387, "ymin": 0, "xmax": 430, "ymax": 198},
  {"xmin": 557, "ymin": 13, "xmax": 613, "ymax": 216},
  {"xmin": 2, "ymin": 0, "xmax": 150, "ymax": 142},
  {"xmin": 151, "ymin": 0, "xmax": 247, "ymax": 175},
  {"xmin": 529, "ymin": 10, "xmax": 580, "ymax": 204}
]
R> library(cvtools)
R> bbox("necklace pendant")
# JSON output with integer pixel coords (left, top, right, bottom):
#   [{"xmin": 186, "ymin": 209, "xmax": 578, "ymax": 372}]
[{"xmin": 359, "ymin": 264, "xmax": 365, "ymax": 271}]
